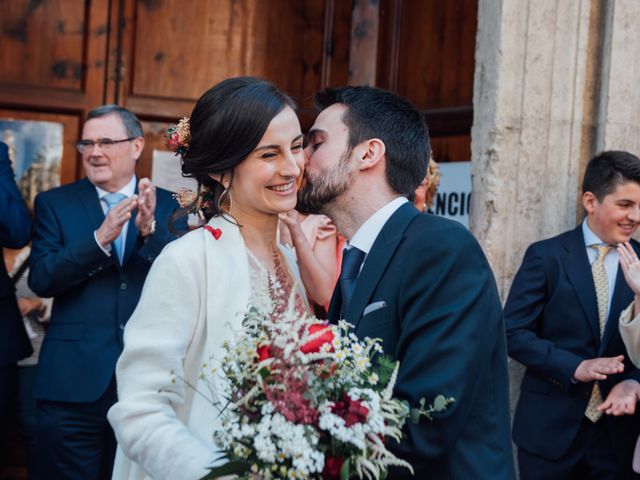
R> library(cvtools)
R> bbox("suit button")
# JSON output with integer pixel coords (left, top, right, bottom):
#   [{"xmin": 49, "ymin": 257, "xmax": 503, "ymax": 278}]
[
  {"xmin": 120, "ymin": 282, "xmax": 127, "ymax": 290},
  {"xmin": 119, "ymin": 323, "xmax": 125, "ymax": 331}
]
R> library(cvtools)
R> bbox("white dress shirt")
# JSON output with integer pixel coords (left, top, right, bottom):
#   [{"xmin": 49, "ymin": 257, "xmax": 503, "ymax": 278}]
[
  {"xmin": 346, "ymin": 197, "xmax": 409, "ymax": 268},
  {"xmin": 94, "ymin": 175, "xmax": 137, "ymax": 257},
  {"xmin": 582, "ymin": 218, "xmax": 619, "ymax": 319}
]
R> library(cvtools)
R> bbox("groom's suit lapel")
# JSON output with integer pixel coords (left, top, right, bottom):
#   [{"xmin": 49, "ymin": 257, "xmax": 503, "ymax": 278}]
[{"xmin": 347, "ymin": 202, "xmax": 419, "ymax": 330}]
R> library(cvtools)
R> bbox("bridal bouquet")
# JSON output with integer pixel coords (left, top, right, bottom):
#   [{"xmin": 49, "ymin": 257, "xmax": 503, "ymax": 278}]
[{"xmin": 201, "ymin": 295, "xmax": 452, "ymax": 480}]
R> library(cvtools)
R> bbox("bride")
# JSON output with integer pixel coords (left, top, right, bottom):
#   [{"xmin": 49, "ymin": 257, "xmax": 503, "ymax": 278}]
[{"xmin": 107, "ymin": 77, "xmax": 308, "ymax": 480}]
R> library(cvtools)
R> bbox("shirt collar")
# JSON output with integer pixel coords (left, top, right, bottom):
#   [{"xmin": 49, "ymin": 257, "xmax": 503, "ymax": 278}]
[
  {"xmin": 347, "ymin": 197, "xmax": 409, "ymax": 255},
  {"xmin": 582, "ymin": 218, "xmax": 606, "ymax": 247},
  {"xmin": 95, "ymin": 175, "xmax": 137, "ymax": 200}
]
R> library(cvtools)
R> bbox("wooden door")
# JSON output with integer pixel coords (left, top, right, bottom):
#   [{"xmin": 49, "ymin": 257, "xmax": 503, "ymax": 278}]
[
  {"xmin": 0, "ymin": 0, "xmax": 111, "ymax": 182},
  {"xmin": 378, "ymin": 0, "xmax": 478, "ymax": 162},
  {"xmin": 108, "ymin": 0, "xmax": 352, "ymax": 179}
]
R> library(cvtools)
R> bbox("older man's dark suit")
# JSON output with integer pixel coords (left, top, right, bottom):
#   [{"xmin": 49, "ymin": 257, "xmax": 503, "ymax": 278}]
[
  {"xmin": 328, "ymin": 202, "xmax": 515, "ymax": 479},
  {"xmin": 0, "ymin": 141, "xmax": 32, "ymax": 459},
  {"xmin": 29, "ymin": 177, "xmax": 185, "ymax": 479},
  {"xmin": 505, "ymin": 226, "xmax": 640, "ymax": 478}
]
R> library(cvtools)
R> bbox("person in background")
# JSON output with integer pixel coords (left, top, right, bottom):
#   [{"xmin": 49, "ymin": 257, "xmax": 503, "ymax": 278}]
[
  {"xmin": 505, "ymin": 150, "xmax": 640, "ymax": 479},
  {"xmin": 278, "ymin": 211, "xmax": 338, "ymax": 317},
  {"xmin": 409, "ymin": 156, "xmax": 440, "ymax": 213},
  {"xmin": 0, "ymin": 140, "xmax": 32, "ymax": 470},
  {"xmin": 6, "ymin": 245, "xmax": 51, "ymax": 480},
  {"xmin": 28, "ymin": 105, "xmax": 185, "ymax": 480}
]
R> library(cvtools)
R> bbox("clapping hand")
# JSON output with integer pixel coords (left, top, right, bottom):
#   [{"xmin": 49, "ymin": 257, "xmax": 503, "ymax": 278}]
[
  {"xmin": 96, "ymin": 196, "xmax": 138, "ymax": 247},
  {"xmin": 135, "ymin": 178, "xmax": 157, "ymax": 236},
  {"xmin": 618, "ymin": 242, "xmax": 640, "ymax": 295}
]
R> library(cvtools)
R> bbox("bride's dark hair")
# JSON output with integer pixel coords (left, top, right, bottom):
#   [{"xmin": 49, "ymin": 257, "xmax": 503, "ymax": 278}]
[{"xmin": 181, "ymin": 77, "xmax": 297, "ymax": 220}]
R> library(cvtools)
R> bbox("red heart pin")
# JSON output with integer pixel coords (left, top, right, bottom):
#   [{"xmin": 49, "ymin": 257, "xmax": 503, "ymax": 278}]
[{"xmin": 204, "ymin": 225, "xmax": 222, "ymax": 240}]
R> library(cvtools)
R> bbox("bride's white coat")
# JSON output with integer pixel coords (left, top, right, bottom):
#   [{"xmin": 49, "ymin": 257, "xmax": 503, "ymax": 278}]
[{"xmin": 108, "ymin": 216, "xmax": 304, "ymax": 480}]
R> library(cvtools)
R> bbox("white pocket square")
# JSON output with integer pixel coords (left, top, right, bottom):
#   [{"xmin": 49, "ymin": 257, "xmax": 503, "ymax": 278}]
[{"xmin": 363, "ymin": 301, "xmax": 387, "ymax": 316}]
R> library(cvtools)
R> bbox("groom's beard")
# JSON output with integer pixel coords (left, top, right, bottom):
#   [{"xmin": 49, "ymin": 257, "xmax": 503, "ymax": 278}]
[{"xmin": 297, "ymin": 152, "xmax": 353, "ymax": 215}]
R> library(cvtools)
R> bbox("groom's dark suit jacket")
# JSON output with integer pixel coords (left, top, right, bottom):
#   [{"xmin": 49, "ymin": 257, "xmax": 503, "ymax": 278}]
[
  {"xmin": 505, "ymin": 226, "xmax": 640, "ymax": 472},
  {"xmin": 328, "ymin": 202, "xmax": 515, "ymax": 479},
  {"xmin": 29, "ymin": 177, "xmax": 185, "ymax": 403}
]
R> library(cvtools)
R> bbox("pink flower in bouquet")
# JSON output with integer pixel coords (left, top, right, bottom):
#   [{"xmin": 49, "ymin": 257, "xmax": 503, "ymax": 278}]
[
  {"xmin": 331, "ymin": 393, "xmax": 370, "ymax": 427},
  {"xmin": 300, "ymin": 323, "xmax": 334, "ymax": 354}
]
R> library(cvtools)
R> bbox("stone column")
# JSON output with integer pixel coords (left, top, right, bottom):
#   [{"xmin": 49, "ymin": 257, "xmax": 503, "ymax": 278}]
[
  {"xmin": 596, "ymin": 0, "xmax": 640, "ymax": 153},
  {"xmin": 472, "ymin": 0, "xmax": 640, "ymax": 473},
  {"xmin": 470, "ymin": 0, "xmax": 598, "ymax": 461},
  {"xmin": 471, "ymin": 0, "xmax": 594, "ymax": 298}
]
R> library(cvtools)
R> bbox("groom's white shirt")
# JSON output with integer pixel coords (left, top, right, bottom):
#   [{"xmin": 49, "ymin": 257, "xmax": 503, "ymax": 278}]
[{"xmin": 346, "ymin": 196, "xmax": 408, "ymax": 266}]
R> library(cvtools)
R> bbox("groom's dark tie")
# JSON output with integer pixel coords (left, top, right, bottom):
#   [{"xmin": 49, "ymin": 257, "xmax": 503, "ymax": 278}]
[{"xmin": 339, "ymin": 246, "xmax": 365, "ymax": 318}]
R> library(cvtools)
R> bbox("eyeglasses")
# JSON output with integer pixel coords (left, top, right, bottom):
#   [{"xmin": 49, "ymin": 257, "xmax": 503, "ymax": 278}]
[{"xmin": 76, "ymin": 137, "xmax": 137, "ymax": 154}]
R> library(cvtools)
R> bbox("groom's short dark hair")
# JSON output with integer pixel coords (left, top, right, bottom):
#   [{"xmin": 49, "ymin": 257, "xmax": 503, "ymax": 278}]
[{"xmin": 315, "ymin": 86, "xmax": 430, "ymax": 196}]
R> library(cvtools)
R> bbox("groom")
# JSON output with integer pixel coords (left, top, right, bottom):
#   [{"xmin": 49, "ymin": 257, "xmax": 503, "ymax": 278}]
[{"xmin": 297, "ymin": 86, "xmax": 515, "ymax": 479}]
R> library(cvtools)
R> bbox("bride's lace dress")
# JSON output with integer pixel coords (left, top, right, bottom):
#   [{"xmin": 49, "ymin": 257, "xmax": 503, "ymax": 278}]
[{"xmin": 247, "ymin": 247, "xmax": 309, "ymax": 318}]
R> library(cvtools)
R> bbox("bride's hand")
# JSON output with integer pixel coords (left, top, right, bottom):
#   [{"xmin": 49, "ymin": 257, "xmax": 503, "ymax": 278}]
[{"xmin": 618, "ymin": 242, "xmax": 640, "ymax": 296}]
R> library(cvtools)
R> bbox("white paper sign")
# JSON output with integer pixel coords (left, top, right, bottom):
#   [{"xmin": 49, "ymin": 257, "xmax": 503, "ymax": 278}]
[
  {"xmin": 151, "ymin": 149, "xmax": 198, "ymax": 193},
  {"xmin": 427, "ymin": 161, "xmax": 471, "ymax": 227}
]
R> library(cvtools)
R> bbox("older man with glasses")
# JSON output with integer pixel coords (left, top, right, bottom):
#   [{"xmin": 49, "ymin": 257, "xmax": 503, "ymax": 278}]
[{"xmin": 28, "ymin": 105, "xmax": 186, "ymax": 480}]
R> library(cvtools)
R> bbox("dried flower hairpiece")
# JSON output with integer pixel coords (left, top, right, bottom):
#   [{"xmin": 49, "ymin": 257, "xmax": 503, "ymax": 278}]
[
  {"xmin": 166, "ymin": 117, "xmax": 191, "ymax": 157},
  {"xmin": 173, "ymin": 186, "xmax": 215, "ymax": 220}
]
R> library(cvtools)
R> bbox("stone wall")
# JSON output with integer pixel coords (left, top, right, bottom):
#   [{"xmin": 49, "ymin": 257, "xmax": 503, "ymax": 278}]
[{"xmin": 471, "ymin": 0, "xmax": 640, "ymax": 472}]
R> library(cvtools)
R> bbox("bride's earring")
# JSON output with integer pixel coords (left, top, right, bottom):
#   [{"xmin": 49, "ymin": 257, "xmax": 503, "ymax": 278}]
[{"xmin": 218, "ymin": 184, "xmax": 233, "ymax": 215}]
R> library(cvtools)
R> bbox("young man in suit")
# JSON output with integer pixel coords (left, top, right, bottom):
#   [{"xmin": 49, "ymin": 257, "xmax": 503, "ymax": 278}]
[
  {"xmin": 0, "ymin": 141, "xmax": 32, "ymax": 466},
  {"xmin": 505, "ymin": 150, "xmax": 640, "ymax": 479},
  {"xmin": 297, "ymin": 86, "xmax": 514, "ymax": 479},
  {"xmin": 28, "ymin": 105, "xmax": 186, "ymax": 479}
]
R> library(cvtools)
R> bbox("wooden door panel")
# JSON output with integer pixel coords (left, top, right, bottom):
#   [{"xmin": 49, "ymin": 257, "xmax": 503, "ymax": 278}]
[
  {"xmin": 115, "ymin": 0, "xmax": 351, "ymax": 128},
  {"xmin": 0, "ymin": 0, "xmax": 109, "ymax": 111},
  {"xmin": 378, "ymin": 0, "xmax": 477, "ymax": 163},
  {"xmin": 1, "ymin": 0, "xmax": 85, "ymax": 90},
  {"xmin": 431, "ymin": 135, "xmax": 471, "ymax": 163},
  {"xmin": 379, "ymin": 0, "xmax": 476, "ymax": 109}
]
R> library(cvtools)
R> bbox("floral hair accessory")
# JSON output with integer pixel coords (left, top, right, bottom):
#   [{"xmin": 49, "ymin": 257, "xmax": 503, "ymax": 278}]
[
  {"xmin": 173, "ymin": 186, "xmax": 215, "ymax": 219},
  {"xmin": 166, "ymin": 117, "xmax": 191, "ymax": 157}
]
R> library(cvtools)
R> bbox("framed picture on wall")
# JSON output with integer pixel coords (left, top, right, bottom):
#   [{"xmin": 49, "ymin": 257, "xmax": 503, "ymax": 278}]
[{"xmin": 0, "ymin": 119, "xmax": 63, "ymax": 211}]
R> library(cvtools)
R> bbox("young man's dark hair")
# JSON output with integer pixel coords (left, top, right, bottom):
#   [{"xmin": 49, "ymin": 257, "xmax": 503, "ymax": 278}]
[
  {"xmin": 582, "ymin": 150, "xmax": 640, "ymax": 200},
  {"xmin": 315, "ymin": 86, "xmax": 430, "ymax": 196}
]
